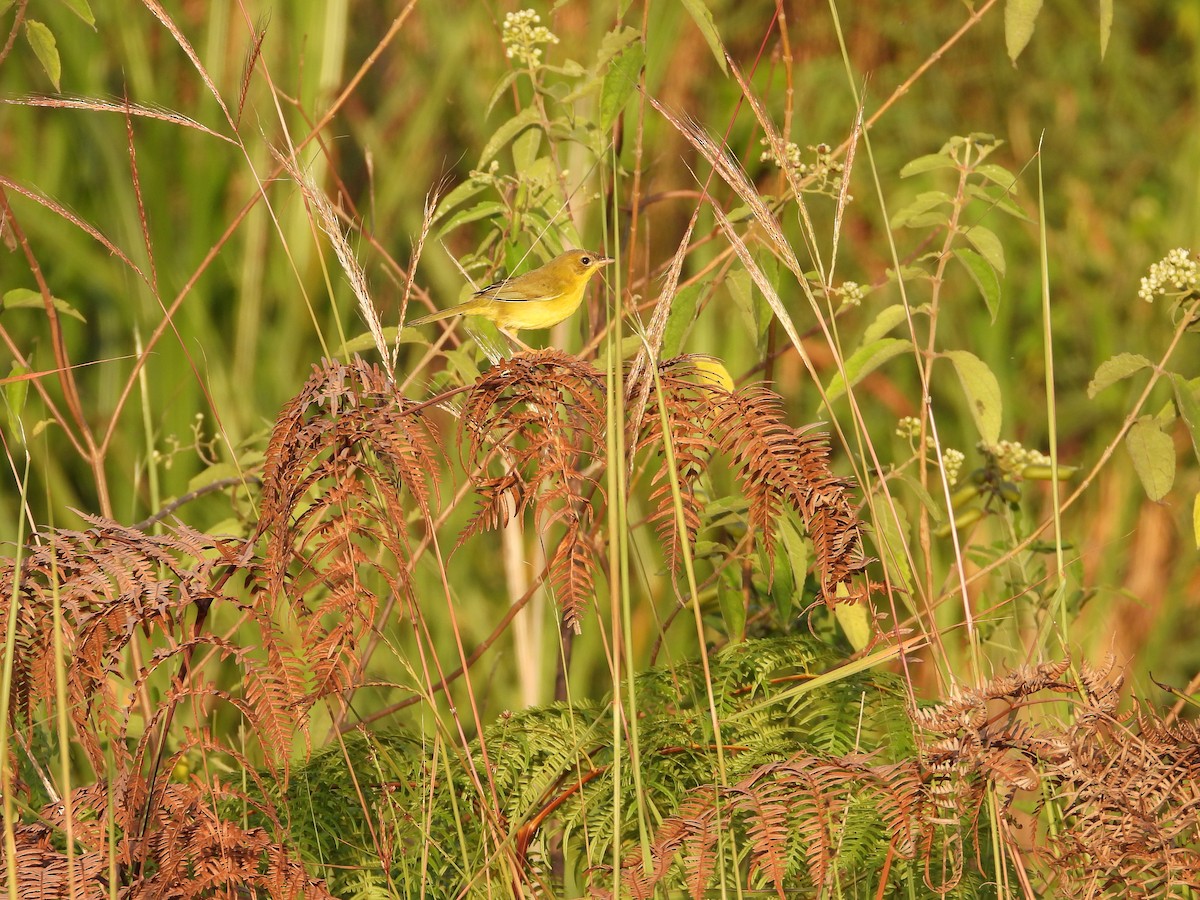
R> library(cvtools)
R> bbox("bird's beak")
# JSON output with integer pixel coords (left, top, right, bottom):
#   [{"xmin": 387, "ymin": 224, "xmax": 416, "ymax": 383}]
[{"xmin": 597, "ymin": 256, "xmax": 615, "ymax": 267}]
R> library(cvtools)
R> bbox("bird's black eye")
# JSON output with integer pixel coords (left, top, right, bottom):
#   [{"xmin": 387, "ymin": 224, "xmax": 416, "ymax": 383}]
[{"xmin": 581, "ymin": 256, "xmax": 592, "ymax": 266}]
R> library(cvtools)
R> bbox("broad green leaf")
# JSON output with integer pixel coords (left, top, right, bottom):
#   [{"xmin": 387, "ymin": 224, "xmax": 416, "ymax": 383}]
[
  {"xmin": 431, "ymin": 179, "xmax": 489, "ymax": 223},
  {"xmin": 945, "ymin": 349, "xmax": 1003, "ymax": 444},
  {"xmin": 964, "ymin": 183, "xmax": 1031, "ymax": 221},
  {"xmin": 718, "ymin": 578, "xmax": 746, "ymax": 641},
  {"xmin": 962, "ymin": 225, "xmax": 1005, "ymax": 275},
  {"xmin": 599, "ymin": 41, "xmax": 644, "ymax": 132},
  {"xmin": 953, "ymin": 248, "xmax": 1001, "ymax": 322},
  {"xmin": 1171, "ymin": 374, "xmax": 1200, "ymax": 465},
  {"xmin": 825, "ymin": 338, "xmax": 913, "ymax": 403},
  {"xmin": 1099, "ymin": 0, "xmax": 1113, "ymax": 59},
  {"xmin": 862, "ymin": 303, "xmax": 911, "ymax": 345},
  {"xmin": 871, "ymin": 502, "xmax": 913, "ymax": 597},
  {"xmin": 899, "ymin": 154, "xmax": 958, "ymax": 177},
  {"xmin": 5, "ymin": 363, "xmax": 29, "ymax": 444},
  {"xmin": 889, "ymin": 191, "xmax": 951, "ymax": 229},
  {"xmin": 187, "ymin": 462, "xmax": 245, "ymax": 494},
  {"xmin": 973, "ymin": 163, "xmax": 1018, "ymax": 191},
  {"xmin": 661, "ymin": 282, "xmax": 703, "ymax": 358},
  {"xmin": 485, "ymin": 70, "xmax": 522, "ymax": 117},
  {"xmin": 56, "ymin": 0, "xmax": 95, "ymax": 26},
  {"xmin": 512, "ymin": 127, "xmax": 541, "ymax": 171},
  {"xmin": 1005, "ymin": 0, "xmax": 1044, "ymax": 62},
  {"xmin": 477, "ymin": 107, "xmax": 541, "ymax": 168},
  {"xmin": 895, "ymin": 472, "xmax": 945, "ymax": 522},
  {"xmin": 596, "ymin": 25, "xmax": 642, "ymax": 66},
  {"xmin": 903, "ymin": 211, "xmax": 952, "ymax": 230},
  {"xmin": 1126, "ymin": 416, "xmax": 1175, "ymax": 501},
  {"xmin": 776, "ymin": 514, "xmax": 809, "ymax": 623},
  {"xmin": 726, "ymin": 268, "xmax": 768, "ymax": 347},
  {"xmin": 680, "ymin": 0, "xmax": 729, "ymax": 75},
  {"xmin": 24, "ymin": 20, "xmax": 61, "ymax": 92},
  {"xmin": 435, "ymin": 201, "xmax": 505, "ymax": 239},
  {"xmin": 1087, "ymin": 352, "xmax": 1152, "ymax": 398},
  {"xmin": 3, "ymin": 287, "xmax": 86, "ymax": 322},
  {"xmin": 833, "ymin": 585, "xmax": 872, "ymax": 652}
]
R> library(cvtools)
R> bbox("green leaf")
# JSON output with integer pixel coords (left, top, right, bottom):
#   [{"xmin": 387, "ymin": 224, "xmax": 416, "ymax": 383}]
[
  {"xmin": 680, "ymin": 0, "xmax": 729, "ymax": 75},
  {"xmin": 5, "ymin": 363, "xmax": 30, "ymax": 443},
  {"xmin": 477, "ymin": 107, "xmax": 541, "ymax": 169},
  {"xmin": 861, "ymin": 304, "xmax": 911, "ymax": 345},
  {"xmin": 1171, "ymin": 374, "xmax": 1200, "ymax": 465},
  {"xmin": 24, "ymin": 20, "xmax": 61, "ymax": 92},
  {"xmin": 55, "ymin": 0, "xmax": 95, "ymax": 26},
  {"xmin": 435, "ymin": 201, "xmax": 505, "ymax": 240},
  {"xmin": 3, "ymin": 287, "xmax": 86, "ymax": 322},
  {"xmin": 962, "ymin": 225, "xmax": 1005, "ymax": 276},
  {"xmin": 596, "ymin": 25, "xmax": 642, "ymax": 66},
  {"xmin": 726, "ymin": 268, "xmax": 769, "ymax": 347},
  {"xmin": 871, "ymin": 502, "xmax": 913, "ymax": 597},
  {"xmin": 776, "ymin": 514, "xmax": 809, "ymax": 623},
  {"xmin": 953, "ymin": 248, "xmax": 1001, "ymax": 323},
  {"xmin": 899, "ymin": 154, "xmax": 958, "ymax": 178},
  {"xmin": 833, "ymin": 588, "xmax": 872, "ymax": 652},
  {"xmin": 431, "ymin": 178, "xmax": 489, "ymax": 223},
  {"xmin": 1099, "ymin": 0, "xmax": 1113, "ymax": 59},
  {"xmin": 945, "ymin": 349, "xmax": 1003, "ymax": 445},
  {"xmin": 895, "ymin": 472, "xmax": 945, "ymax": 523},
  {"xmin": 1005, "ymin": 0, "xmax": 1044, "ymax": 62},
  {"xmin": 661, "ymin": 282, "xmax": 703, "ymax": 359},
  {"xmin": 973, "ymin": 163, "xmax": 1018, "ymax": 190},
  {"xmin": 964, "ymin": 183, "xmax": 1031, "ymax": 222},
  {"xmin": 599, "ymin": 40, "xmax": 644, "ymax": 132},
  {"xmin": 1087, "ymin": 353, "xmax": 1152, "ymax": 398},
  {"xmin": 1126, "ymin": 416, "xmax": 1175, "ymax": 501},
  {"xmin": 485, "ymin": 70, "xmax": 521, "ymax": 117},
  {"xmin": 512, "ymin": 126, "xmax": 541, "ymax": 171},
  {"xmin": 889, "ymin": 191, "xmax": 951, "ymax": 229},
  {"xmin": 718, "ymin": 577, "xmax": 746, "ymax": 641},
  {"xmin": 825, "ymin": 338, "xmax": 912, "ymax": 403}
]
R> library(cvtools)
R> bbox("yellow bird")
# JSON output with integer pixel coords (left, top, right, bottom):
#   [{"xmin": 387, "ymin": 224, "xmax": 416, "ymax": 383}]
[{"xmin": 408, "ymin": 249, "xmax": 613, "ymax": 340}]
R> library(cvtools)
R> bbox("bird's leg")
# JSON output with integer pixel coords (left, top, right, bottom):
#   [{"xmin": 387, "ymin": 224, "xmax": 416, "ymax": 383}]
[{"xmin": 500, "ymin": 328, "xmax": 536, "ymax": 354}]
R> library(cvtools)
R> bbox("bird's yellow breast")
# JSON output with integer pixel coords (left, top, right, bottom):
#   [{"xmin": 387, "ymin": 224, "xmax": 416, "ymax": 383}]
[{"xmin": 472, "ymin": 280, "xmax": 588, "ymax": 331}]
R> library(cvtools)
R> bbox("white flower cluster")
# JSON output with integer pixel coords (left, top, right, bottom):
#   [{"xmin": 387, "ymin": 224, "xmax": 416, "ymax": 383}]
[
  {"xmin": 760, "ymin": 140, "xmax": 847, "ymax": 198},
  {"xmin": 502, "ymin": 9, "xmax": 559, "ymax": 67},
  {"xmin": 759, "ymin": 138, "xmax": 804, "ymax": 170},
  {"xmin": 1138, "ymin": 247, "xmax": 1198, "ymax": 303},
  {"xmin": 983, "ymin": 440, "xmax": 1051, "ymax": 479},
  {"xmin": 895, "ymin": 416, "xmax": 920, "ymax": 439},
  {"xmin": 836, "ymin": 280, "xmax": 865, "ymax": 308},
  {"xmin": 940, "ymin": 448, "xmax": 965, "ymax": 486}
]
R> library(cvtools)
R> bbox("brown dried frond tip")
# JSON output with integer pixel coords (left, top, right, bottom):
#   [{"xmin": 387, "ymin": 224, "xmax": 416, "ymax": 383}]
[
  {"xmin": 644, "ymin": 357, "xmax": 870, "ymax": 605},
  {"xmin": 459, "ymin": 350, "xmax": 606, "ymax": 632},
  {"xmin": 253, "ymin": 356, "xmax": 438, "ymax": 699}
]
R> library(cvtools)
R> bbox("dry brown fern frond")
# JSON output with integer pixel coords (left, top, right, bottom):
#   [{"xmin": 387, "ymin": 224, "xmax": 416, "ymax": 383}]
[
  {"xmin": 619, "ymin": 754, "xmax": 925, "ymax": 898},
  {"xmin": 459, "ymin": 350, "xmax": 606, "ymax": 631},
  {"xmin": 638, "ymin": 358, "xmax": 870, "ymax": 605},
  {"xmin": 1046, "ymin": 661, "xmax": 1200, "ymax": 895},
  {"xmin": 0, "ymin": 518, "xmax": 235, "ymax": 773},
  {"xmin": 709, "ymin": 385, "xmax": 869, "ymax": 604},
  {"xmin": 252, "ymin": 356, "xmax": 438, "ymax": 702},
  {"xmin": 2, "ymin": 777, "xmax": 335, "ymax": 900},
  {"xmin": 914, "ymin": 658, "xmax": 1200, "ymax": 895},
  {"xmin": 635, "ymin": 358, "xmax": 716, "ymax": 575}
]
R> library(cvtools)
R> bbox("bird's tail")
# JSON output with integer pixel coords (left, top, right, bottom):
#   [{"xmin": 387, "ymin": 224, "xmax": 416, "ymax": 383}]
[{"xmin": 406, "ymin": 302, "xmax": 470, "ymax": 328}]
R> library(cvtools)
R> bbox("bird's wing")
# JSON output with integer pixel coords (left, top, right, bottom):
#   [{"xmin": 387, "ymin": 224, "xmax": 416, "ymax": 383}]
[{"xmin": 474, "ymin": 279, "xmax": 557, "ymax": 303}]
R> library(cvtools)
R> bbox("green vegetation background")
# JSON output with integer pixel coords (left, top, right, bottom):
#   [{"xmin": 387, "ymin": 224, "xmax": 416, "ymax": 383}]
[{"xmin": 2, "ymin": 0, "xmax": 1198, "ymax": 761}]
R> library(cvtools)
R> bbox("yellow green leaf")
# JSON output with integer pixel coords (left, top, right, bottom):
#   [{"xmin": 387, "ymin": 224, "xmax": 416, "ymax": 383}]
[{"xmin": 24, "ymin": 20, "xmax": 61, "ymax": 92}]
